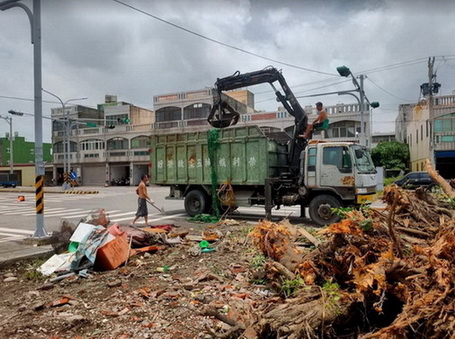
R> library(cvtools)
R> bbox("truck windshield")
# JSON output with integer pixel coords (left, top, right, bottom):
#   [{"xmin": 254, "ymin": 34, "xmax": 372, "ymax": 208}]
[{"xmin": 351, "ymin": 145, "xmax": 376, "ymax": 174}]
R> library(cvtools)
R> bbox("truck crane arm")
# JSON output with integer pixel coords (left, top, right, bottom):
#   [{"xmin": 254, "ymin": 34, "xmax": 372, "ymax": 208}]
[
  {"xmin": 208, "ymin": 66, "xmax": 309, "ymax": 170},
  {"xmin": 208, "ymin": 67, "xmax": 308, "ymax": 133}
]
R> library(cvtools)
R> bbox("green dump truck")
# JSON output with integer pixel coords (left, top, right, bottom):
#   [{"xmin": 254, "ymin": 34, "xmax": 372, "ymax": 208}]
[
  {"xmin": 150, "ymin": 125, "xmax": 377, "ymax": 225},
  {"xmin": 150, "ymin": 67, "xmax": 377, "ymax": 225}
]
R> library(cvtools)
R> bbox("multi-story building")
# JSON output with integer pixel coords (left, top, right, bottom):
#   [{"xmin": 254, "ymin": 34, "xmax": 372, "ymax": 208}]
[
  {"xmin": 0, "ymin": 134, "xmax": 52, "ymax": 186},
  {"xmin": 52, "ymin": 95, "xmax": 154, "ymax": 186},
  {"xmin": 237, "ymin": 102, "xmax": 373, "ymax": 146},
  {"xmin": 395, "ymin": 91, "xmax": 455, "ymax": 178},
  {"xmin": 57, "ymin": 89, "xmax": 378, "ymax": 187}
]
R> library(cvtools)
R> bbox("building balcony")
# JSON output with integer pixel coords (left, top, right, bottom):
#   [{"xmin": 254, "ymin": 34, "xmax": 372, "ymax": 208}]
[{"xmin": 434, "ymin": 132, "xmax": 455, "ymax": 151}]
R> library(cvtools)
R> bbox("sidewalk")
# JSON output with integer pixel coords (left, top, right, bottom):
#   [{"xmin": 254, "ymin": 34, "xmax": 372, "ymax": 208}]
[{"xmin": 0, "ymin": 239, "xmax": 54, "ymax": 268}]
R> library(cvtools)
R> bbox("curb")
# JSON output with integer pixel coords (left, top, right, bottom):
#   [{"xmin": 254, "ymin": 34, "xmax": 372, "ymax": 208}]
[
  {"xmin": 0, "ymin": 189, "xmax": 99, "ymax": 194},
  {"xmin": 0, "ymin": 245, "xmax": 55, "ymax": 268},
  {"xmin": 64, "ymin": 191, "xmax": 99, "ymax": 194}
]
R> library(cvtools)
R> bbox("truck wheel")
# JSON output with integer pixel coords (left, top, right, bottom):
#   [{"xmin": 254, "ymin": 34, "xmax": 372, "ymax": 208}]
[
  {"xmin": 309, "ymin": 195, "xmax": 341, "ymax": 226},
  {"xmin": 184, "ymin": 190, "xmax": 209, "ymax": 217}
]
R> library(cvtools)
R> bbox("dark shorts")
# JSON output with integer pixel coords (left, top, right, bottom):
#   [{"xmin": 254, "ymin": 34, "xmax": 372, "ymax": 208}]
[{"xmin": 136, "ymin": 198, "xmax": 148, "ymax": 217}]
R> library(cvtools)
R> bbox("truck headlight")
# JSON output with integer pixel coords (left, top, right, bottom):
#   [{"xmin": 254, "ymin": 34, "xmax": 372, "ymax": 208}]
[{"xmin": 355, "ymin": 188, "xmax": 368, "ymax": 194}]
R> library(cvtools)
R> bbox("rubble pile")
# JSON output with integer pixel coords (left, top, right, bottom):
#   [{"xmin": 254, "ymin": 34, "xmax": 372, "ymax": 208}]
[
  {"xmin": 0, "ymin": 184, "xmax": 454, "ymax": 338},
  {"xmin": 224, "ymin": 185, "xmax": 453, "ymax": 338}
]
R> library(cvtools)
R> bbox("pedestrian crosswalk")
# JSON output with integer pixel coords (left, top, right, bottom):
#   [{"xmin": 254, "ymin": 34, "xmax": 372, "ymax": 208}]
[{"xmin": 0, "ymin": 226, "xmax": 34, "ymax": 244}]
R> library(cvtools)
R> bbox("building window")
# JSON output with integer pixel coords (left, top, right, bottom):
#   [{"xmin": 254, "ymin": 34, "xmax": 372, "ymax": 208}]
[
  {"xmin": 131, "ymin": 136, "xmax": 149, "ymax": 149},
  {"xmin": 81, "ymin": 139, "xmax": 104, "ymax": 151},
  {"xmin": 107, "ymin": 138, "xmax": 128, "ymax": 150},
  {"xmin": 183, "ymin": 103, "xmax": 210, "ymax": 119},
  {"xmin": 106, "ymin": 113, "xmax": 129, "ymax": 127},
  {"xmin": 156, "ymin": 106, "xmax": 181, "ymax": 122},
  {"xmin": 441, "ymin": 135, "xmax": 455, "ymax": 142},
  {"xmin": 327, "ymin": 121, "xmax": 357, "ymax": 138}
]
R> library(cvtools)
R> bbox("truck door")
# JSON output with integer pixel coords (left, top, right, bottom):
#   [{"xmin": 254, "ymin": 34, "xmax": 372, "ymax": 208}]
[
  {"xmin": 305, "ymin": 146, "xmax": 317, "ymax": 186},
  {"xmin": 320, "ymin": 146, "xmax": 353, "ymax": 187}
]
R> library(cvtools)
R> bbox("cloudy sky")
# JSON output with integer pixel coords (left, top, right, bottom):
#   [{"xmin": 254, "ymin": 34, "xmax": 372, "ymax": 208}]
[{"xmin": 1, "ymin": 0, "xmax": 454, "ymax": 143}]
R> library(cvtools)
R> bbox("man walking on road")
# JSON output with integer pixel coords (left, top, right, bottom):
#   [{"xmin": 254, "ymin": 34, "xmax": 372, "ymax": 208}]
[{"xmin": 131, "ymin": 174, "xmax": 153, "ymax": 226}]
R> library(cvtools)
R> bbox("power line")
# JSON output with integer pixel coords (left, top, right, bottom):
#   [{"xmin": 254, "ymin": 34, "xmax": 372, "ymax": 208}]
[
  {"xmin": 0, "ymin": 94, "xmax": 57, "ymax": 104},
  {"xmin": 366, "ymin": 77, "xmax": 415, "ymax": 102},
  {"xmin": 111, "ymin": 0, "xmax": 338, "ymax": 76}
]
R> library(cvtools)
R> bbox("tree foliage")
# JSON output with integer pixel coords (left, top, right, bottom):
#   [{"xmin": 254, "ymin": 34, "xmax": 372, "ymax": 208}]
[{"xmin": 371, "ymin": 141, "xmax": 409, "ymax": 170}]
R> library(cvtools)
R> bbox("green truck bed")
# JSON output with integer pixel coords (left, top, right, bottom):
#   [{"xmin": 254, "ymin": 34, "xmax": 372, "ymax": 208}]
[{"xmin": 150, "ymin": 126, "xmax": 289, "ymax": 186}]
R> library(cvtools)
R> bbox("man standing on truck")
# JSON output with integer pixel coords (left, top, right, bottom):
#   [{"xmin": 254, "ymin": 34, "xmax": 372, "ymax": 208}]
[
  {"xmin": 131, "ymin": 174, "xmax": 154, "ymax": 226},
  {"xmin": 301, "ymin": 102, "xmax": 329, "ymax": 139}
]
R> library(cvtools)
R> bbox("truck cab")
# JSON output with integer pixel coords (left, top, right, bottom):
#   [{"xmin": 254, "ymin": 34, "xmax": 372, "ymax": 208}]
[{"xmin": 295, "ymin": 141, "xmax": 376, "ymax": 225}]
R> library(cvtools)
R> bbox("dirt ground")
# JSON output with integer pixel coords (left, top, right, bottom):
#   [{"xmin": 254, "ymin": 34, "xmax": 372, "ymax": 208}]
[{"xmin": 0, "ymin": 219, "xmax": 284, "ymax": 339}]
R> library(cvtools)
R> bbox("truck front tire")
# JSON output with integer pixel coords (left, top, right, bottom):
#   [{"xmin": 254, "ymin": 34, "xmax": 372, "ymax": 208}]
[
  {"xmin": 309, "ymin": 195, "xmax": 341, "ymax": 226},
  {"xmin": 184, "ymin": 190, "xmax": 209, "ymax": 216}
]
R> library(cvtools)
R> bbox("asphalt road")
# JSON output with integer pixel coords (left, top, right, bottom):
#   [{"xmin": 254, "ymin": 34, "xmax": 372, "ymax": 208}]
[
  {"xmin": 0, "ymin": 185, "xmax": 315, "ymax": 244},
  {"xmin": 0, "ymin": 186, "xmax": 187, "ymax": 242}
]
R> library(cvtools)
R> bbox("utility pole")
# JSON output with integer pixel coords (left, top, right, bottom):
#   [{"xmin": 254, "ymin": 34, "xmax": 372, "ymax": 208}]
[
  {"xmin": 359, "ymin": 74, "xmax": 366, "ymax": 146},
  {"xmin": 0, "ymin": 0, "xmax": 47, "ymax": 238}
]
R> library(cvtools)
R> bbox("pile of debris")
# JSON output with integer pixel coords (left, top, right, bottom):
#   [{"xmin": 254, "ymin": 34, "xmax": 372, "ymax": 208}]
[
  {"xmin": 204, "ymin": 185, "xmax": 454, "ymax": 338},
  {"xmin": 38, "ymin": 209, "xmax": 185, "ymax": 279}
]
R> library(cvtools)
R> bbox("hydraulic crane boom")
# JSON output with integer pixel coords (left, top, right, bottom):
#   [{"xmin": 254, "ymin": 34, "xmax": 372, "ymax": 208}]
[{"xmin": 208, "ymin": 66, "xmax": 309, "ymax": 170}]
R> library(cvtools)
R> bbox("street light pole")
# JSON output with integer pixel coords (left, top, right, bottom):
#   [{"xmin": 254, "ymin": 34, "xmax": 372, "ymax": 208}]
[
  {"xmin": 42, "ymin": 89, "xmax": 86, "ymax": 190},
  {"xmin": 337, "ymin": 66, "xmax": 379, "ymax": 147},
  {"xmin": 0, "ymin": 0, "xmax": 47, "ymax": 238}
]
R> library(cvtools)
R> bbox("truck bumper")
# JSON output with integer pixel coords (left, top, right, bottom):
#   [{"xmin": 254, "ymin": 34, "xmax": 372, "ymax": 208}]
[{"xmin": 356, "ymin": 193, "xmax": 377, "ymax": 204}]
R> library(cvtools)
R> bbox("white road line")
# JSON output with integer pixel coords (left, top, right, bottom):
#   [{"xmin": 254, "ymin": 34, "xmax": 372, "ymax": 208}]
[
  {"xmin": 111, "ymin": 213, "xmax": 186, "ymax": 222},
  {"xmin": 0, "ymin": 227, "xmax": 34, "ymax": 234},
  {"xmin": 105, "ymin": 212, "xmax": 136, "ymax": 218},
  {"xmin": 19, "ymin": 209, "xmax": 84, "ymax": 217},
  {"xmin": 0, "ymin": 236, "xmax": 27, "ymax": 243}
]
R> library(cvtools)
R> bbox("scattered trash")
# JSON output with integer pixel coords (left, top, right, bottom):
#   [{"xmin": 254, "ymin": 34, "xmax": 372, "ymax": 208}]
[
  {"xmin": 17, "ymin": 195, "xmax": 25, "ymax": 202},
  {"xmin": 188, "ymin": 214, "xmax": 220, "ymax": 223}
]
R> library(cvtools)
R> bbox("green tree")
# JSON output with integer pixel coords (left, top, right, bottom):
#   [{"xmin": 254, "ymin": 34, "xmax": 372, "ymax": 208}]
[{"xmin": 371, "ymin": 141, "xmax": 409, "ymax": 170}]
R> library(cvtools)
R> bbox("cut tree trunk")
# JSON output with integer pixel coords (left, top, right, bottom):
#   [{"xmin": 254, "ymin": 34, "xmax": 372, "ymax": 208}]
[{"xmin": 425, "ymin": 158, "xmax": 455, "ymax": 198}]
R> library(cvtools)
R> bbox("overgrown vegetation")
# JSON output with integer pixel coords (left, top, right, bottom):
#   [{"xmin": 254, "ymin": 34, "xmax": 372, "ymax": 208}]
[{"xmin": 371, "ymin": 141, "xmax": 409, "ymax": 171}]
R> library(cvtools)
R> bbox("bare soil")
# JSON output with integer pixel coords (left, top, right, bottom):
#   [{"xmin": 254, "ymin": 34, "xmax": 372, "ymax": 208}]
[{"xmin": 0, "ymin": 220, "xmax": 274, "ymax": 339}]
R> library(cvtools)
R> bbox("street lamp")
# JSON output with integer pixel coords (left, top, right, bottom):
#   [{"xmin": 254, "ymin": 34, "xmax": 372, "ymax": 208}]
[
  {"xmin": 42, "ymin": 89, "xmax": 87, "ymax": 190},
  {"xmin": 0, "ymin": 0, "xmax": 46, "ymax": 238},
  {"xmin": 337, "ymin": 66, "xmax": 379, "ymax": 146}
]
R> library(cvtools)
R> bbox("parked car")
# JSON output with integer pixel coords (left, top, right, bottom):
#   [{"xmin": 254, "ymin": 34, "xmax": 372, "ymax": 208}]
[{"xmin": 394, "ymin": 171, "xmax": 435, "ymax": 189}]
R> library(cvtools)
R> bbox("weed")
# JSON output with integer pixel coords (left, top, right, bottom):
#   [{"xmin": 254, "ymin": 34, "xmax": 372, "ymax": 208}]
[
  {"xmin": 322, "ymin": 281, "xmax": 341, "ymax": 302},
  {"xmin": 281, "ymin": 277, "xmax": 305, "ymax": 298},
  {"xmin": 250, "ymin": 254, "xmax": 266, "ymax": 269},
  {"xmin": 360, "ymin": 219, "xmax": 373, "ymax": 232},
  {"xmin": 250, "ymin": 278, "xmax": 267, "ymax": 285}
]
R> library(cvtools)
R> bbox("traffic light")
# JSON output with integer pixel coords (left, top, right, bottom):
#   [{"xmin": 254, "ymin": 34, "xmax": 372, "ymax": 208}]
[
  {"xmin": 370, "ymin": 102, "xmax": 380, "ymax": 108},
  {"xmin": 86, "ymin": 122, "xmax": 97, "ymax": 127},
  {"xmin": 117, "ymin": 118, "xmax": 130, "ymax": 123}
]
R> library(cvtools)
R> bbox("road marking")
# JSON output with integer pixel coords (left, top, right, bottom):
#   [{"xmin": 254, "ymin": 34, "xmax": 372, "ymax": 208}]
[
  {"xmin": 0, "ymin": 236, "xmax": 27, "ymax": 244},
  {"xmin": 111, "ymin": 213, "xmax": 186, "ymax": 222},
  {"xmin": 0, "ymin": 228, "xmax": 34, "ymax": 234},
  {"xmin": 105, "ymin": 211, "xmax": 136, "ymax": 218}
]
